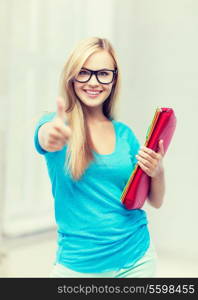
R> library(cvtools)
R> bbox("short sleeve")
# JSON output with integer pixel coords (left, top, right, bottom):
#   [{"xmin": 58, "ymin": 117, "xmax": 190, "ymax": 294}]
[
  {"xmin": 127, "ymin": 127, "xmax": 141, "ymax": 168},
  {"xmin": 34, "ymin": 112, "xmax": 56, "ymax": 155}
]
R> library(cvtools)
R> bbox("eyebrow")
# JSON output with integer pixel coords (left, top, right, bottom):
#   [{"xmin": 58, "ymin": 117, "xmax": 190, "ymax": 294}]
[{"xmin": 81, "ymin": 67, "xmax": 114, "ymax": 71}]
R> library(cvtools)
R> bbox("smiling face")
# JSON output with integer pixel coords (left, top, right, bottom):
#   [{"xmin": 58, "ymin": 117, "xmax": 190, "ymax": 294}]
[{"xmin": 73, "ymin": 50, "xmax": 116, "ymax": 115}]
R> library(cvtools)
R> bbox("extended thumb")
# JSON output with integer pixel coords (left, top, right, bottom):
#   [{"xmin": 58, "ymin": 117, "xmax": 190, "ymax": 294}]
[{"xmin": 56, "ymin": 97, "xmax": 67, "ymax": 122}]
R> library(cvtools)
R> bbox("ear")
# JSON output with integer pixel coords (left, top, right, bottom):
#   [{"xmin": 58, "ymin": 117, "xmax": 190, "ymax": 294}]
[
  {"xmin": 71, "ymin": 80, "xmax": 76, "ymax": 91},
  {"xmin": 111, "ymin": 76, "xmax": 117, "ymax": 87},
  {"xmin": 113, "ymin": 72, "xmax": 118, "ymax": 86}
]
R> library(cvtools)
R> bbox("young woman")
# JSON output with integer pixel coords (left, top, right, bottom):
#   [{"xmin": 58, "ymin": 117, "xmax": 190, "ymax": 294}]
[{"xmin": 34, "ymin": 37, "xmax": 165, "ymax": 278}]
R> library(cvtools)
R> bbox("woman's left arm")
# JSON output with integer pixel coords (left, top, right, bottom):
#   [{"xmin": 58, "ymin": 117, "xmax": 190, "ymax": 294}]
[{"xmin": 135, "ymin": 140, "xmax": 165, "ymax": 209}]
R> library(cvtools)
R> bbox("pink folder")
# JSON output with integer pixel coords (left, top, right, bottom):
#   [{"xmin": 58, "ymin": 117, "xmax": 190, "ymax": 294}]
[{"xmin": 121, "ymin": 107, "xmax": 177, "ymax": 210}]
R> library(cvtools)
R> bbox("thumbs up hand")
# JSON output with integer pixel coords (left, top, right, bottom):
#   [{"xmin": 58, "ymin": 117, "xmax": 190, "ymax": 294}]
[{"xmin": 38, "ymin": 97, "xmax": 72, "ymax": 152}]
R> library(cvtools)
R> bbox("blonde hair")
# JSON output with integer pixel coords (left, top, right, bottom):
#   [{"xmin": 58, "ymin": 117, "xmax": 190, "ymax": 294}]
[{"xmin": 59, "ymin": 37, "xmax": 122, "ymax": 180}]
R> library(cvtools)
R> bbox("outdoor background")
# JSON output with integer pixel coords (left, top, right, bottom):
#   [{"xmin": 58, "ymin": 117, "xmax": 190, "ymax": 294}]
[{"xmin": 0, "ymin": 0, "xmax": 197, "ymax": 277}]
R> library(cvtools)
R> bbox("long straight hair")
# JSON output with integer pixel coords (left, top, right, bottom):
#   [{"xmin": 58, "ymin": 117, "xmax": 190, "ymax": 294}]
[{"xmin": 59, "ymin": 37, "xmax": 122, "ymax": 180}]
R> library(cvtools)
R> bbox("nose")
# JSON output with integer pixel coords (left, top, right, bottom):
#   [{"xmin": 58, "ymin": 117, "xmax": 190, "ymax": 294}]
[{"xmin": 88, "ymin": 74, "xmax": 99, "ymax": 86}]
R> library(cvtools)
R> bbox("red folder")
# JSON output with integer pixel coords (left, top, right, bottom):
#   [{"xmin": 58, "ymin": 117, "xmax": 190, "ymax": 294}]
[{"xmin": 121, "ymin": 107, "xmax": 177, "ymax": 210}]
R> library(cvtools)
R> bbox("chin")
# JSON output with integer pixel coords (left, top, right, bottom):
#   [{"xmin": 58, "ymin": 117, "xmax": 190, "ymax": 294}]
[
  {"xmin": 82, "ymin": 101, "xmax": 104, "ymax": 108},
  {"xmin": 80, "ymin": 95, "xmax": 106, "ymax": 104}
]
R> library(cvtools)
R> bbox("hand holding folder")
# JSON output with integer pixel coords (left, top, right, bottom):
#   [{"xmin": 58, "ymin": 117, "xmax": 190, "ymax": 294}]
[{"xmin": 121, "ymin": 107, "xmax": 177, "ymax": 210}]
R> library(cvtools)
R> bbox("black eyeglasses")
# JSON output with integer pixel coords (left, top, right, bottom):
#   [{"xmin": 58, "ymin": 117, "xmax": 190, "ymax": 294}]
[{"xmin": 74, "ymin": 67, "xmax": 117, "ymax": 84}]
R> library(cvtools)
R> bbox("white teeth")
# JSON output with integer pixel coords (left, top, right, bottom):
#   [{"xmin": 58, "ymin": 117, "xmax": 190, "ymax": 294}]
[{"xmin": 84, "ymin": 90, "xmax": 101, "ymax": 95}]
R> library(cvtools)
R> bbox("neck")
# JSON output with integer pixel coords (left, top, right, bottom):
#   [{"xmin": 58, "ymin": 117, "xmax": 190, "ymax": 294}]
[{"xmin": 84, "ymin": 106, "xmax": 108, "ymax": 124}]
